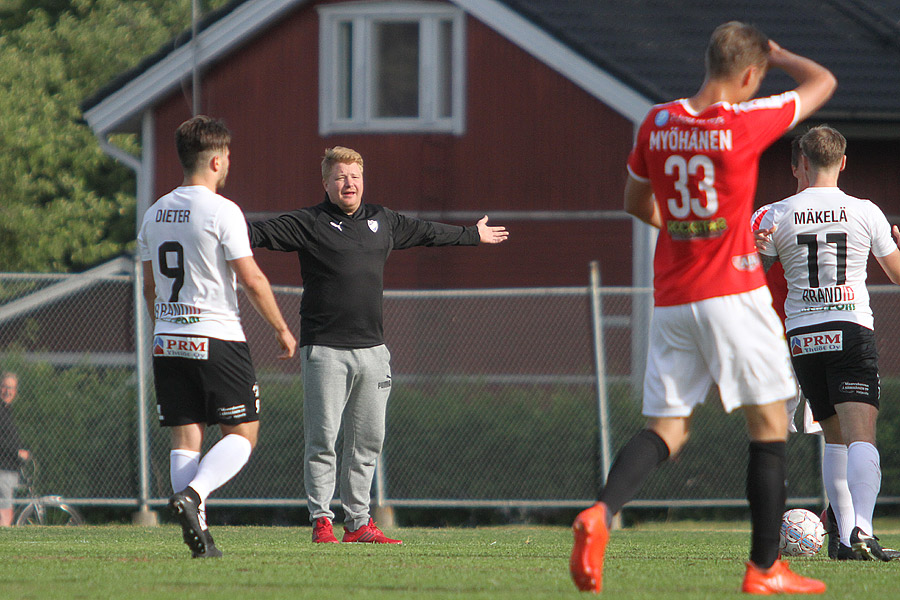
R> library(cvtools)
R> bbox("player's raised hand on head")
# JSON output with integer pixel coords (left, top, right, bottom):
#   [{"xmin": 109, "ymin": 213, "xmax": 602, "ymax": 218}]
[{"xmin": 476, "ymin": 215, "xmax": 509, "ymax": 244}]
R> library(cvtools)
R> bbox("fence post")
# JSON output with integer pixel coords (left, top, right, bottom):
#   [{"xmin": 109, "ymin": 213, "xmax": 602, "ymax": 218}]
[
  {"xmin": 132, "ymin": 255, "xmax": 158, "ymax": 525},
  {"xmin": 373, "ymin": 457, "xmax": 395, "ymax": 527},
  {"xmin": 589, "ymin": 262, "xmax": 612, "ymax": 493}
]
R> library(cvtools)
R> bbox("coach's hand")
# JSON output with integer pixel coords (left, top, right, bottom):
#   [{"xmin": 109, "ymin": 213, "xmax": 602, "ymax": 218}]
[{"xmin": 477, "ymin": 215, "xmax": 509, "ymax": 244}]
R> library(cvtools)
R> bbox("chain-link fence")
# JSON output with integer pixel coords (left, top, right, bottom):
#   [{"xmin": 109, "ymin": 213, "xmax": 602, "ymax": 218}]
[{"xmin": 3, "ymin": 258, "xmax": 900, "ymax": 520}]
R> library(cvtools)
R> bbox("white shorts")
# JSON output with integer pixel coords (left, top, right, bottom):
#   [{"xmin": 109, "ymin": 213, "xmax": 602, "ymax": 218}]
[{"xmin": 643, "ymin": 286, "xmax": 796, "ymax": 417}]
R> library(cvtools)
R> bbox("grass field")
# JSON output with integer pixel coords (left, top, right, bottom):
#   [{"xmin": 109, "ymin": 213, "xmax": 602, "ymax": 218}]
[{"xmin": 2, "ymin": 520, "xmax": 899, "ymax": 599}]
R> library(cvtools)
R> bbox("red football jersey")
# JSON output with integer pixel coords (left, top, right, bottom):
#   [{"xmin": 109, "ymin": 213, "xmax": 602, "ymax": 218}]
[{"xmin": 627, "ymin": 93, "xmax": 799, "ymax": 306}]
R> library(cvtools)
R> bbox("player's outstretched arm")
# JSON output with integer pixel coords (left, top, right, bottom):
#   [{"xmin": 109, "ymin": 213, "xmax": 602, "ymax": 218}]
[
  {"xmin": 875, "ymin": 226, "xmax": 900, "ymax": 284},
  {"xmin": 767, "ymin": 40, "xmax": 836, "ymax": 122},
  {"xmin": 624, "ymin": 176, "xmax": 661, "ymax": 229},
  {"xmin": 229, "ymin": 256, "xmax": 297, "ymax": 359},
  {"xmin": 476, "ymin": 215, "xmax": 509, "ymax": 244}
]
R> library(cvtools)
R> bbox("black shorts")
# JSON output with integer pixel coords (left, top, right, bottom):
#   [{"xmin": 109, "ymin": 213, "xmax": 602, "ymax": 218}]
[
  {"xmin": 788, "ymin": 321, "xmax": 879, "ymax": 422},
  {"xmin": 152, "ymin": 334, "xmax": 260, "ymax": 427}
]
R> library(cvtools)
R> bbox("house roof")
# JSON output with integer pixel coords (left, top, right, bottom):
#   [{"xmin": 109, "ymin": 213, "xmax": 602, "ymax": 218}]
[
  {"xmin": 496, "ymin": 0, "xmax": 900, "ymax": 126},
  {"xmin": 82, "ymin": 0, "xmax": 900, "ymax": 136}
]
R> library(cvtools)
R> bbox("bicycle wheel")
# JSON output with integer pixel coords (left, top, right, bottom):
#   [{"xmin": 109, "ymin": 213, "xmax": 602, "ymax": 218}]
[{"xmin": 15, "ymin": 499, "xmax": 83, "ymax": 526}]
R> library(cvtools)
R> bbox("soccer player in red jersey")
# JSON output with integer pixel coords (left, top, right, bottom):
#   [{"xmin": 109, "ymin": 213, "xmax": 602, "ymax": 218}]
[{"xmin": 570, "ymin": 22, "xmax": 836, "ymax": 594}]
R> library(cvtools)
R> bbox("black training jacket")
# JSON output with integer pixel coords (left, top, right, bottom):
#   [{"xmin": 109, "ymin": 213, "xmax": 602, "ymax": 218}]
[{"xmin": 248, "ymin": 198, "xmax": 479, "ymax": 348}]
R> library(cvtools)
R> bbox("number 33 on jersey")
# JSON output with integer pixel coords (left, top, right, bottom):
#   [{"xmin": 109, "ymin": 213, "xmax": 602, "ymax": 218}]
[{"xmin": 627, "ymin": 92, "xmax": 801, "ymax": 306}]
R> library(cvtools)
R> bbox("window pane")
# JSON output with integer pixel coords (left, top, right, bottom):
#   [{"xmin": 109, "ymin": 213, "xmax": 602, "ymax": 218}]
[
  {"xmin": 337, "ymin": 21, "xmax": 353, "ymax": 119},
  {"xmin": 373, "ymin": 21, "xmax": 419, "ymax": 118},
  {"xmin": 437, "ymin": 19, "xmax": 453, "ymax": 118}
]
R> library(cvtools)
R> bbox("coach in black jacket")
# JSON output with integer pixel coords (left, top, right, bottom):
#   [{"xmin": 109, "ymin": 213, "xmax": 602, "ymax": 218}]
[{"xmin": 248, "ymin": 146, "xmax": 508, "ymax": 544}]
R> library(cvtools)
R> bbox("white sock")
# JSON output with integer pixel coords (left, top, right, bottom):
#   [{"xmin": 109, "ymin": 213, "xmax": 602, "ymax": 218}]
[
  {"xmin": 847, "ymin": 441, "xmax": 881, "ymax": 536},
  {"xmin": 170, "ymin": 449, "xmax": 200, "ymax": 493},
  {"xmin": 822, "ymin": 443, "xmax": 854, "ymax": 545},
  {"xmin": 171, "ymin": 449, "xmax": 204, "ymax": 528},
  {"xmin": 189, "ymin": 434, "xmax": 253, "ymax": 504}
]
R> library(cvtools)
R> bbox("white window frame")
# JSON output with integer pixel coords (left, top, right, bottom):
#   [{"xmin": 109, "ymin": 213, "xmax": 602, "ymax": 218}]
[{"xmin": 318, "ymin": 2, "xmax": 466, "ymax": 135}]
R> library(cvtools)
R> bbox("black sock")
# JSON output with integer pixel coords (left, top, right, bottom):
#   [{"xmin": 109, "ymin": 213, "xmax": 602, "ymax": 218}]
[
  {"xmin": 747, "ymin": 441, "xmax": 786, "ymax": 569},
  {"xmin": 599, "ymin": 429, "xmax": 670, "ymax": 518}
]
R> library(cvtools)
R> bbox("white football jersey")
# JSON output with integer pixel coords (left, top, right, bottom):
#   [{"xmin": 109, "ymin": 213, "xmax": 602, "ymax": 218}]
[
  {"xmin": 137, "ymin": 185, "xmax": 253, "ymax": 341},
  {"xmin": 756, "ymin": 187, "xmax": 896, "ymax": 331}
]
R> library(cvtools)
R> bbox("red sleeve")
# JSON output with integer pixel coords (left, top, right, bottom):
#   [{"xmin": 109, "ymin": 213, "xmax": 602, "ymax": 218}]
[{"xmin": 732, "ymin": 92, "xmax": 800, "ymax": 156}]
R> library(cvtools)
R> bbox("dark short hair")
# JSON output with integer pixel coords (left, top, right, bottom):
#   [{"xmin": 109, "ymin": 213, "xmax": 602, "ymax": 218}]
[
  {"xmin": 800, "ymin": 125, "xmax": 846, "ymax": 169},
  {"xmin": 790, "ymin": 135, "xmax": 803, "ymax": 168},
  {"xmin": 705, "ymin": 21, "xmax": 769, "ymax": 79},
  {"xmin": 175, "ymin": 115, "xmax": 231, "ymax": 173}
]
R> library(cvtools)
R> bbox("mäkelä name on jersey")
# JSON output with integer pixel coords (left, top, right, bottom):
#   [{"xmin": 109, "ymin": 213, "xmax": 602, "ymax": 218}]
[{"xmin": 793, "ymin": 208, "xmax": 847, "ymax": 225}]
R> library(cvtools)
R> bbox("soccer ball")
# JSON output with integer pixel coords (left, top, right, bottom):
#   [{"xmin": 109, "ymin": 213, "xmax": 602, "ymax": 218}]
[{"xmin": 779, "ymin": 508, "xmax": 825, "ymax": 556}]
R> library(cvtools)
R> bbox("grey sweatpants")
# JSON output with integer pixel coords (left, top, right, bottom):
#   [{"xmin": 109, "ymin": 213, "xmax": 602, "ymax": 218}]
[{"xmin": 301, "ymin": 344, "xmax": 392, "ymax": 530}]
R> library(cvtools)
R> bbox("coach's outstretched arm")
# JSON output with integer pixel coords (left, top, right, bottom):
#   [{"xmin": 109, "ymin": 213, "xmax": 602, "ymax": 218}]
[
  {"xmin": 229, "ymin": 256, "xmax": 297, "ymax": 359},
  {"xmin": 767, "ymin": 40, "xmax": 836, "ymax": 122}
]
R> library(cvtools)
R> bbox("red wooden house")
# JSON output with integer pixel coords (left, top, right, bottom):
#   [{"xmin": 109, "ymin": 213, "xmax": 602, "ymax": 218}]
[{"xmin": 82, "ymin": 0, "xmax": 900, "ymax": 290}]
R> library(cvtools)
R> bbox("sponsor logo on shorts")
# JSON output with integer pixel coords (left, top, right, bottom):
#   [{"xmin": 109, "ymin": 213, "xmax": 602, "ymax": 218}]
[
  {"xmin": 790, "ymin": 331, "xmax": 842, "ymax": 356},
  {"xmin": 217, "ymin": 405, "xmax": 247, "ymax": 420},
  {"xmin": 378, "ymin": 375, "xmax": 391, "ymax": 390},
  {"xmin": 840, "ymin": 382, "xmax": 870, "ymax": 396},
  {"xmin": 153, "ymin": 335, "xmax": 209, "ymax": 360}
]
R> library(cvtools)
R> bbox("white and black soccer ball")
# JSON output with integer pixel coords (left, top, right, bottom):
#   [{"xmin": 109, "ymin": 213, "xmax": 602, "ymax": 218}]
[{"xmin": 779, "ymin": 508, "xmax": 825, "ymax": 556}]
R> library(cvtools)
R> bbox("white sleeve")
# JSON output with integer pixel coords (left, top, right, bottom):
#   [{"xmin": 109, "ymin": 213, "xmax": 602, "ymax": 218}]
[
  {"xmin": 217, "ymin": 200, "xmax": 253, "ymax": 261},
  {"xmin": 751, "ymin": 204, "xmax": 778, "ymax": 257},
  {"xmin": 867, "ymin": 202, "xmax": 897, "ymax": 258}
]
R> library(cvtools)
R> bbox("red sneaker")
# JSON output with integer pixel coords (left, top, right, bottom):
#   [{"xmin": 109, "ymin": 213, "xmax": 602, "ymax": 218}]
[
  {"xmin": 570, "ymin": 502, "xmax": 609, "ymax": 593},
  {"xmin": 312, "ymin": 517, "xmax": 339, "ymax": 543},
  {"xmin": 741, "ymin": 560, "xmax": 826, "ymax": 595},
  {"xmin": 342, "ymin": 518, "xmax": 402, "ymax": 544}
]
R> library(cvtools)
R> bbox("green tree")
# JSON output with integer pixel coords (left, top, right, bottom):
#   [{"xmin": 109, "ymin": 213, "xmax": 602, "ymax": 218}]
[{"xmin": 0, "ymin": 0, "xmax": 229, "ymax": 272}]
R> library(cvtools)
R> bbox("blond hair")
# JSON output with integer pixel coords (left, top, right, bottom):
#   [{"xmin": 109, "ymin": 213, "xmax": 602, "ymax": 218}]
[
  {"xmin": 705, "ymin": 21, "xmax": 770, "ymax": 79},
  {"xmin": 800, "ymin": 125, "xmax": 846, "ymax": 169},
  {"xmin": 322, "ymin": 146, "xmax": 364, "ymax": 179}
]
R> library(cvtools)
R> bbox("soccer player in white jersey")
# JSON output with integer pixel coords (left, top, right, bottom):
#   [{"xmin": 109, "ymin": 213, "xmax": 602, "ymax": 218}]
[
  {"xmin": 137, "ymin": 115, "xmax": 296, "ymax": 558},
  {"xmin": 570, "ymin": 22, "xmax": 836, "ymax": 595},
  {"xmin": 755, "ymin": 125, "xmax": 900, "ymax": 561}
]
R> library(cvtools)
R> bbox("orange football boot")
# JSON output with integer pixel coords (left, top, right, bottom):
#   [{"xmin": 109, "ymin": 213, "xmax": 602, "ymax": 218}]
[
  {"xmin": 570, "ymin": 502, "xmax": 610, "ymax": 593},
  {"xmin": 741, "ymin": 559, "xmax": 826, "ymax": 595}
]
